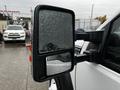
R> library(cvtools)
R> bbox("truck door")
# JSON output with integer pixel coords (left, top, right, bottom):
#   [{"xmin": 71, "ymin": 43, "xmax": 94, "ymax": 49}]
[{"xmin": 76, "ymin": 13, "xmax": 120, "ymax": 90}]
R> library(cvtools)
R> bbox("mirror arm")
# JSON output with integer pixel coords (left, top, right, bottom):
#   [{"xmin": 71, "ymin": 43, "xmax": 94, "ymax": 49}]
[
  {"xmin": 75, "ymin": 31, "xmax": 104, "ymax": 44},
  {"xmin": 75, "ymin": 49, "xmax": 100, "ymax": 64},
  {"xmin": 74, "ymin": 54, "xmax": 90, "ymax": 64}
]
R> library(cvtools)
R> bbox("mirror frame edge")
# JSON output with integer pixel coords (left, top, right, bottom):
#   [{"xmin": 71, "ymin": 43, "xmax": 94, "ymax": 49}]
[{"xmin": 32, "ymin": 5, "xmax": 75, "ymax": 82}]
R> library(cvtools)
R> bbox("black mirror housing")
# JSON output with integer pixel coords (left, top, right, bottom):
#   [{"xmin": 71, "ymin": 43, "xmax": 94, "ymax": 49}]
[{"xmin": 32, "ymin": 5, "xmax": 75, "ymax": 82}]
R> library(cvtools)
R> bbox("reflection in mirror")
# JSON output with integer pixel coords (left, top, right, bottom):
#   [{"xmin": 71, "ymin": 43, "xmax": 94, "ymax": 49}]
[
  {"xmin": 39, "ymin": 10, "xmax": 73, "ymax": 53},
  {"xmin": 46, "ymin": 52, "xmax": 71, "ymax": 76}
]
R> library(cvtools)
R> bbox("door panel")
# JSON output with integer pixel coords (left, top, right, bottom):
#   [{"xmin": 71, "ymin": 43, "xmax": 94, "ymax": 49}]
[{"xmin": 76, "ymin": 61, "xmax": 120, "ymax": 90}]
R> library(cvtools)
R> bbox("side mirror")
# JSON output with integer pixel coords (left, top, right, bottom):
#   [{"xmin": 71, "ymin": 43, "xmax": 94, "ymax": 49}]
[
  {"xmin": 24, "ymin": 28, "xmax": 26, "ymax": 31},
  {"xmin": 32, "ymin": 5, "xmax": 75, "ymax": 82}
]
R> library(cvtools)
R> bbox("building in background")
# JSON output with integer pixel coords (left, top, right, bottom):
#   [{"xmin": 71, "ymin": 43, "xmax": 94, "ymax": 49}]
[{"xmin": 0, "ymin": 13, "xmax": 9, "ymax": 32}]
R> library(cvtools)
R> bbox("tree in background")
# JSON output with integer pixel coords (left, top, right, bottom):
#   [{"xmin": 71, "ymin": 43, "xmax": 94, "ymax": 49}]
[{"xmin": 95, "ymin": 15, "xmax": 107, "ymax": 24}]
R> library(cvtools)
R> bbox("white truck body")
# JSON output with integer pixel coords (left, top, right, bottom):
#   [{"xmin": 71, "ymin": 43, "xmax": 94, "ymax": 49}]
[{"xmin": 70, "ymin": 11, "xmax": 120, "ymax": 90}]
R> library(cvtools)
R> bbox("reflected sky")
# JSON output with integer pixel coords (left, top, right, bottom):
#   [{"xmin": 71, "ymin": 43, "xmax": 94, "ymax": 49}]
[{"xmin": 0, "ymin": 0, "xmax": 120, "ymax": 18}]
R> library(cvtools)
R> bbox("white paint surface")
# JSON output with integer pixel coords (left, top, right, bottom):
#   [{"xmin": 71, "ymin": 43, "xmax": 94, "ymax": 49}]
[{"xmin": 76, "ymin": 61, "xmax": 120, "ymax": 90}]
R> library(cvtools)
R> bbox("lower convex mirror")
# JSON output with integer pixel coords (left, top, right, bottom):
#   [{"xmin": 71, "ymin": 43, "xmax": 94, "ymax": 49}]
[
  {"xmin": 32, "ymin": 5, "xmax": 75, "ymax": 82},
  {"xmin": 46, "ymin": 52, "xmax": 72, "ymax": 76}
]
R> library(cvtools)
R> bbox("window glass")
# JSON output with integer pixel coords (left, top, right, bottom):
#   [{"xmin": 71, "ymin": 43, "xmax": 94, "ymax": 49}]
[
  {"xmin": 7, "ymin": 26, "xmax": 23, "ymax": 30},
  {"xmin": 105, "ymin": 17, "xmax": 120, "ymax": 63}
]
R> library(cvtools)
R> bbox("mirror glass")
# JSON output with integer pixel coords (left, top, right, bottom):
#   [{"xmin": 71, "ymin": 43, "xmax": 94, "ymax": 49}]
[
  {"xmin": 46, "ymin": 52, "xmax": 71, "ymax": 75},
  {"xmin": 38, "ymin": 9, "xmax": 73, "ymax": 76},
  {"xmin": 39, "ymin": 10, "xmax": 73, "ymax": 53}
]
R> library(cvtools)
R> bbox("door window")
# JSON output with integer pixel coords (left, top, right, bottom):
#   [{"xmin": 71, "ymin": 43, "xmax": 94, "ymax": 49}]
[{"xmin": 105, "ymin": 16, "xmax": 120, "ymax": 64}]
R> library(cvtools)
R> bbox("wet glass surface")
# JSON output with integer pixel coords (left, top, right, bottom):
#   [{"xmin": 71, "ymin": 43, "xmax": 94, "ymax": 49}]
[
  {"xmin": 38, "ymin": 10, "xmax": 73, "ymax": 53},
  {"xmin": 46, "ymin": 52, "xmax": 71, "ymax": 75}
]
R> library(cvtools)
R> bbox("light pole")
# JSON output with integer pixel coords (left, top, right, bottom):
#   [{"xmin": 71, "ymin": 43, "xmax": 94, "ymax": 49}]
[
  {"xmin": 4, "ymin": 5, "xmax": 9, "ymax": 24},
  {"xmin": 90, "ymin": 0, "xmax": 94, "ymax": 29}
]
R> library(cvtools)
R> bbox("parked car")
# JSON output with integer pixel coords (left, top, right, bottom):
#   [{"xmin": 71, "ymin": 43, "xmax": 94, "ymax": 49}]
[{"xmin": 3, "ymin": 25, "xmax": 26, "ymax": 42}]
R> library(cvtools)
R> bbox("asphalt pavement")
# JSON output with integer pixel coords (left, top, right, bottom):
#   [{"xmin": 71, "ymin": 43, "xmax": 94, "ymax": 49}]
[{"xmin": 0, "ymin": 42, "xmax": 48, "ymax": 90}]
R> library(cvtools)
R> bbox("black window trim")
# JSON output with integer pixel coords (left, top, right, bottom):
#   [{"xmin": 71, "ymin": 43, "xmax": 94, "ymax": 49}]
[{"xmin": 99, "ymin": 13, "xmax": 120, "ymax": 74}]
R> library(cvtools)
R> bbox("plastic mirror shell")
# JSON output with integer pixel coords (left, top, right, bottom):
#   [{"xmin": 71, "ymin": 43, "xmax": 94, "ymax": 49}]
[{"xmin": 32, "ymin": 5, "xmax": 75, "ymax": 82}]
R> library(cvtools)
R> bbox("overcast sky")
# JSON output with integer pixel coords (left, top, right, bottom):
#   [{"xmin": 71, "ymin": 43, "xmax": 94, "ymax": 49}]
[{"xmin": 0, "ymin": 0, "xmax": 120, "ymax": 19}]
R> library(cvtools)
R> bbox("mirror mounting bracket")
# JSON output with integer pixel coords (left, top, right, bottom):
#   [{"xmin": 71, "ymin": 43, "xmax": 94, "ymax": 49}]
[
  {"xmin": 75, "ymin": 30, "xmax": 104, "ymax": 44},
  {"xmin": 75, "ymin": 49, "xmax": 101, "ymax": 64}
]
